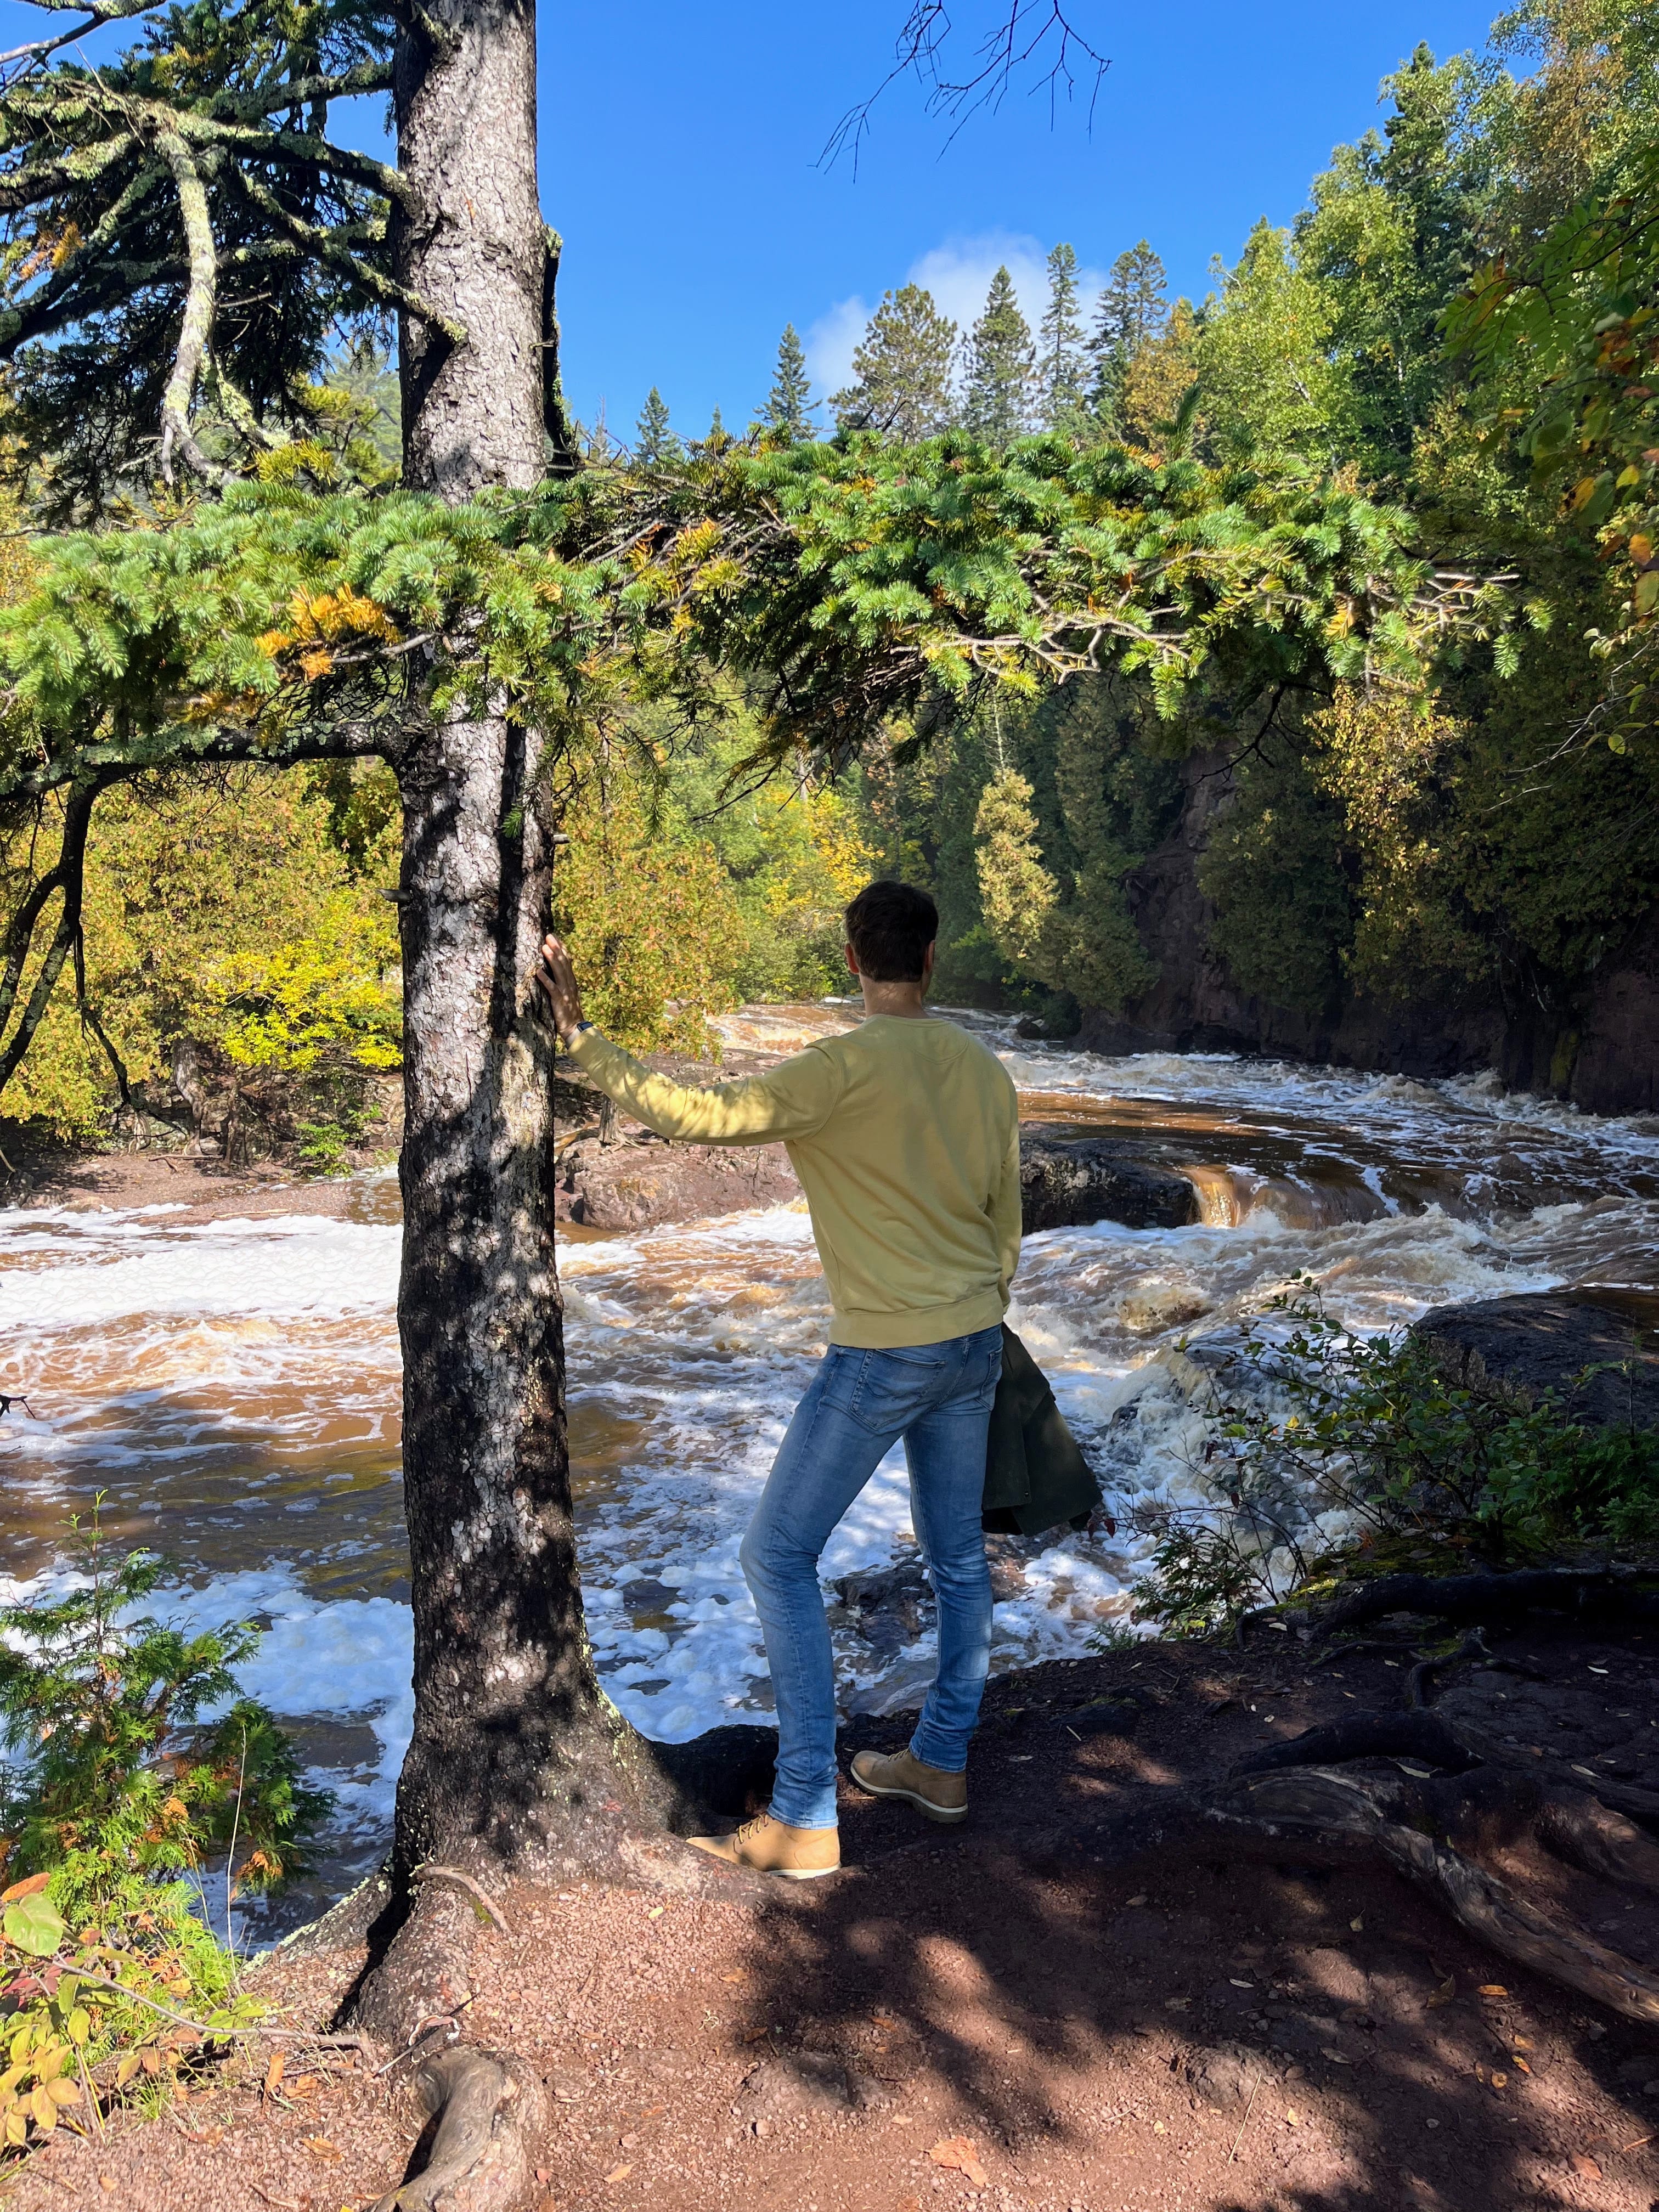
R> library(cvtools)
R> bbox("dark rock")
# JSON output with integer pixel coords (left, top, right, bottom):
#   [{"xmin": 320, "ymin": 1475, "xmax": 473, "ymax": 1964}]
[
  {"xmin": 1020, "ymin": 1134, "xmax": 1199, "ymax": 1233},
  {"xmin": 619, "ymin": 1578, "xmax": 681, "ymax": 1616},
  {"xmin": 831, "ymin": 1560, "xmax": 933, "ymax": 1655},
  {"xmin": 1412, "ymin": 1289, "xmax": 1659, "ymax": 1430},
  {"xmin": 1063, "ymin": 1699, "xmax": 1140, "ymax": 1739},
  {"xmin": 739, "ymin": 2050, "xmax": 860, "ymax": 2118},
  {"xmin": 1184, "ymin": 2042, "xmax": 1277, "ymax": 2110}
]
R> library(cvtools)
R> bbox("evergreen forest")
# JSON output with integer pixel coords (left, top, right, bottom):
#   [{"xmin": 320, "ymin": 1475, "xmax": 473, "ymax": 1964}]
[{"xmin": 4, "ymin": 1, "xmax": 1657, "ymax": 1154}]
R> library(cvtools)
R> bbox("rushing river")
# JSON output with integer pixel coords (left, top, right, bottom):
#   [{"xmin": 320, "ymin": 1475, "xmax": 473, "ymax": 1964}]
[{"xmin": 3, "ymin": 1007, "xmax": 1657, "ymax": 1928}]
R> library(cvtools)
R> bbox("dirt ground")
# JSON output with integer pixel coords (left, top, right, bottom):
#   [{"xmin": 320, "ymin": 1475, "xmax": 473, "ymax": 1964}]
[{"xmin": 6, "ymin": 1626, "xmax": 1659, "ymax": 2212}]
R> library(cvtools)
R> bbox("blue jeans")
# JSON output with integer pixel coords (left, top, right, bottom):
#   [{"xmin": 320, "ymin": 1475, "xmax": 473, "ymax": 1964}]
[{"xmin": 738, "ymin": 1324, "xmax": 1003, "ymax": 1831}]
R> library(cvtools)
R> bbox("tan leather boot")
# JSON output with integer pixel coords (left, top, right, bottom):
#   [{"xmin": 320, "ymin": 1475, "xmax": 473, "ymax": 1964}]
[
  {"xmin": 848, "ymin": 1746, "xmax": 968, "ymax": 1823},
  {"xmin": 687, "ymin": 1811, "xmax": 840, "ymax": 1879}
]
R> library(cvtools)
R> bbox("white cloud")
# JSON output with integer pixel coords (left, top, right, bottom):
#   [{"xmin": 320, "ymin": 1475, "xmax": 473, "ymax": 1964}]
[
  {"xmin": 803, "ymin": 231, "xmax": 1110, "ymax": 404},
  {"xmin": 803, "ymin": 294, "xmax": 871, "ymax": 403}
]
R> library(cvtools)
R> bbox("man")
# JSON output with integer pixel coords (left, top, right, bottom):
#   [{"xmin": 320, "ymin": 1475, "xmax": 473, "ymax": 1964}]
[{"xmin": 536, "ymin": 879, "xmax": 1020, "ymax": 1878}]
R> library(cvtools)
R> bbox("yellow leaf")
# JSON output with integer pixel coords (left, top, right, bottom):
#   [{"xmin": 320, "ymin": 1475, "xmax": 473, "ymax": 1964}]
[
  {"xmin": 1627, "ymin": 532, "xmax": 1653, "ymax": 565},
  {"xmin": 3, "ymin": 2108, "xmax": 25, "ymax": 2146},
  {"xmin": 47, "ymin": 2076, "xmax": 80, "ymax": 2106},
  {"xmin": 1572, "ymin": 476, "xmax": 1599, "ymax": 510},
  {"xmin": 1477, "ymin": 1984, "xmax": 1508, "ymax": 1997},
  {"xmin": 1425, "ymin": 1976, "xmax": 1456, "ymax": 2010},
  {"xmin": 66, "ymin": 2007, "xmax": 90, "ymax": 2047},
  {"xmin": 264, "ymin": 2052, "xmax": 285, "ymax": 2096},
  {"xmin": 30, "ymin": 2083, "xmax": 56, "ymax": 2131},
  {"xmin": 1489, "ymin": 2070, "xmax": 1508, "ymax": 2090},
  {"xmin": 114, "ymin": 2054, "xmax": 142, "ymax": 2089}
]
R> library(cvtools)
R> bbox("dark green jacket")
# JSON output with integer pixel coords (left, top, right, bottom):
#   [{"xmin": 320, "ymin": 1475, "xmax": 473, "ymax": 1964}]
[{"xmin": 981, "ymin": 1325, "xmax": 1102, "ymax": 1537}]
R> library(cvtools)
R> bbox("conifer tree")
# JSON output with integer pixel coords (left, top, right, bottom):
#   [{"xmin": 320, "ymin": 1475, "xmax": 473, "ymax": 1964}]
[
  {"xmin": 1088, "ymin": 241, "xmax": 1170, "ymax": 426},
  {"xmin": 634, "ymin": 386, "xmax": 681, "ymax": 464},
  {"xmin": 961, "ymin": 266, "xmax": 1034, "ymax": 446},
  {"xmin": 764, "ymin": 324, "xmax": 816, "ymax": 439},
  {"xmin": 1036, "ymin": 243, "xmax": 1087, "ymax": 433},
  {"xmin": 832, "ymin": 285, "xmax": 958, "ymax": 441}
]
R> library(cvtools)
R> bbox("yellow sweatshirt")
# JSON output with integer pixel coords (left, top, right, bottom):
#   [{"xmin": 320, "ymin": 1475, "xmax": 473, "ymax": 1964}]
[{"xmin": 566, "ymin": 1015, "xmax": 1022, "ymax": 1348}]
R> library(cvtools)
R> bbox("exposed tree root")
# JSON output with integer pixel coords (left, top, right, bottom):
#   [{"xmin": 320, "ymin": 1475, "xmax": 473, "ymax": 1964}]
[
  {"xmin": 371, "ymin": 2043, "xmax": 548, "ymax": 2212},
  {"xmin": 1308, "ymin": 1566, "xmax": 1659, "ymax": 1640}
]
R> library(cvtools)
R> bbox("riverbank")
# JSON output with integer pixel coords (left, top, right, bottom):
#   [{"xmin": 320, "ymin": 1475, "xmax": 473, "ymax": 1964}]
[{"xmin": 7, "ymin": 1624, "xmax": 1658, "ymax": 2212}]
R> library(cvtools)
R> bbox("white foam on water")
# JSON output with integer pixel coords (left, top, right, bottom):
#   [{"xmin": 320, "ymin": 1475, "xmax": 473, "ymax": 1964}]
[{"xmin": 2, "ymin": 1034, "xmax": 1655, "ymax": 1889}]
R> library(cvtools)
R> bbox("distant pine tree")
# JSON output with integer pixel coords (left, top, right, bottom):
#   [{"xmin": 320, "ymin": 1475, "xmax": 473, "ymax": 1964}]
[
  {"xmin": 634, "ymin": 386, "xmax": 681, "ymax": 465},
  {"xmin": 705, "ymin": 403, "xmax": 728, "ymax": 448},
  {"xmin": 1036, "ymin": 243, "xmax": 1086, "ymax": 435},
  {"xmin": 832, "ymin": 285, "xmax": 958, "ymax": 442},
  {"xmin": 1088, "ymin": 242, "xmax": 1169, "ymax": 428},
  {"xmin": 763, "ymin": 324, "xmax": 816, "ymax": 439},
  {"xmin": 961, "ymin": 266, "xmax": 1034, "ymax": 447}
]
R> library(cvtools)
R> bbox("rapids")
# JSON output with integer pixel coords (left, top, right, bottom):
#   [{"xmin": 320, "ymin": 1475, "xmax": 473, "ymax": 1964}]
[{"xmin": 3, "ymin": 1008, "xmax": 1657, "ymax": 1928}]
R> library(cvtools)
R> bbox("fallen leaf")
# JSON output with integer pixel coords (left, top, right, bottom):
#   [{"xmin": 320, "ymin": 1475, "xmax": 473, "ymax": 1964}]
[
  {"xmin": 1514, "ymin": 2058, "xmax": 1533, "ymax": 2075},
  {"xmin": 1153, "ymin": 2119, "xmax": 1166, "ymax": 2134},
  {"xmin": 263, "ymin": 2052, "xmax": 284, "ymax": 2097},
  {"xmin": 1164, "ymin": 1997, "xmax": 1192, "ymax": 2011},
  {"xmin": 742, "ymin": 2027, "xmax": 771, "ymax": 2044},
  {"xmin": 1126, "ymin": 1894, "xmax": 1148, "ymax": 1906},
  {"xmin": 1490, "ymin": 2071, "xmax": 1509, "ymax": 2089},
  {"xmin": 720, "ymin": 1971, "xmax": 747, "ymax": 1984},
  {"xmin": 930, "ymin": 2136, "xmax": 990, "ymax": 2189},
  {"xmin": 1477, "ymin": 1984, "xmax": 1508, "ymax": 1997},
  {"xmin": 1425, "ymin": 1977, "xmax": 1456, "ymax": 2010},
  {"xmin": 872, "ymin": 2010, "xmax": 900, "ymax": 2030},
  {"xmin": 1349, "ymin": 1918, "xmax": 1364, "ymax": 1932},
  {"xmin": 305, "ymin": 2137, "xmax": 342, "ymax": 2161},
  {"xmin": 641, "ymin": 2104, "xmax": 666, "ymax": 2118},
  {"xmin": 1512, "ymin": 2035, "xmax": 1532, "ymax": 2049},
  {"xmin": 1229, "ymin": 1978, "xmax": 1255, "ymax": 1989},
  {"xmin": 1321, "ymin": 2049, "xmax": 1351, "ymax": 2065},
  {"xmin": 1284, "ymin": 2109, "xmax": 1300, "ymax": 2127},
  {"xmin": 604, "ymin": 2165, "xmax": 633, "ymax": 2186},
  {"xmin": 647, "ymin": 1906, "xmax": 664, "ymax": 1920},
  {"xmin": 1622, "ymin": 2133, "xmax": 1655, "ymax": 2153},
  {"xmin": 291, "ymin": 2074, "xmax": 318, "ymax": 2097},
  {"xmin": 1572, "ymin": 2153, "xmax": 1603, "ymax": 2180}
]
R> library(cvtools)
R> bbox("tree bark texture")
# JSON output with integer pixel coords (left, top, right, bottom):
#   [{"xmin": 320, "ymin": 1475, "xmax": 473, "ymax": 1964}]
[
  {"xmin": 393, "ymin": 704, "xmax": 598, "ymax": 1874},
  {"xmin": 394, "ymin": 0, "xmax": 547, "ymax": 498}
]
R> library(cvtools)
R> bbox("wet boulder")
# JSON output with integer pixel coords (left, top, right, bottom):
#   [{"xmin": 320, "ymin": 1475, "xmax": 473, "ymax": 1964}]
[
  {"xmin": 1020, "ymin": 1134, "xmax": 1200, "ymax": 1233},
  {"xmin": 1411, "ymin": 1288, "xmax": 1659, "ymax": 1430},
  {"xmin": 554, "ymin": 1130, "xmax": 800, "ymax": 1231}
]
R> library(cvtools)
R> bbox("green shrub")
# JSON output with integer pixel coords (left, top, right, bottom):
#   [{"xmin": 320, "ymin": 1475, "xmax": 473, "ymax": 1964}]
[
  {"xmin": 0, "ymin": 1506, "xmax": 331, "ymax": 2149},
  {"xmin": 1132, "ymin": 1284, "xmax": 1659, "ymax": 1638}
]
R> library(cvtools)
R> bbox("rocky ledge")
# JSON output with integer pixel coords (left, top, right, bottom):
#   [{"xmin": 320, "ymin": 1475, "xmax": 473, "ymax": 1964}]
[
  {"xmin": 1412, "ymin": 1285, "xmax": 1659, "ymax": 1429},
  {"xmin": 552, "ymin": 1124, "xmax": 1201, "ymax": 1238}
]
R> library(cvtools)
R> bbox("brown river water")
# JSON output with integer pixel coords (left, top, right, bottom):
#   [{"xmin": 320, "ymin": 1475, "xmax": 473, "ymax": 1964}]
[{"xmin": 3, "ymin": 1006, "xmax": 1656, "ymax": 1929}]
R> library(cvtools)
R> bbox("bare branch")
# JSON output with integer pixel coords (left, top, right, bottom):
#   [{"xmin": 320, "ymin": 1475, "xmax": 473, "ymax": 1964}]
[{"xmin": 822, "ymin": 1, "xmax": 1109, "ymax": 174}]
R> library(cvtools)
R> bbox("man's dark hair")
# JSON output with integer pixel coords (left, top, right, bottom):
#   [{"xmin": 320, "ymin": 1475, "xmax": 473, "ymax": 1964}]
[{"xmin": 845, "ymin": 880, "xmax": 938, "ymax": 982}]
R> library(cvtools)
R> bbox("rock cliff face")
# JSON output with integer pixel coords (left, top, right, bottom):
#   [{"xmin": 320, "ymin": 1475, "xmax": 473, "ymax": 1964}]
[{"xmin": 1075, "ymin": 750, "xmax": 1659, "ymax": 1116}]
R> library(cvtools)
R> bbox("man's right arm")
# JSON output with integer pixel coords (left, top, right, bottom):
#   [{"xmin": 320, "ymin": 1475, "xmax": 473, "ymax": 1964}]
[{"xmin": 565, "ymin": 1028, "xmax": 842, "ymax": 1146}]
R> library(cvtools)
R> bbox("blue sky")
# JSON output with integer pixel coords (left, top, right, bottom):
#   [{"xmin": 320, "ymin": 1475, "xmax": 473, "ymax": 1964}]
[
  {"xmin": 545, "ymin": 0, "xmax": 1508, "ymax": 439},
  {"xmin": 0, "ymin": 0, "xmax": 1511, "ymax": 438}
]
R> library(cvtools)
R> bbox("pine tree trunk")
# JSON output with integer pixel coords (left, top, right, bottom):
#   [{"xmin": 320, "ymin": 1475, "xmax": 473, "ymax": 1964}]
[{"xmin": 380, "ymin": 1, "xmax": 671, "ymax": 1931}]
